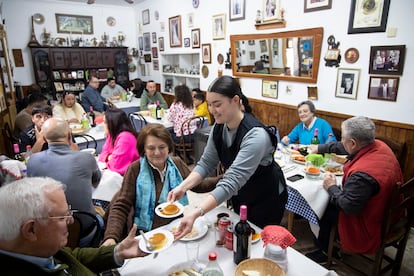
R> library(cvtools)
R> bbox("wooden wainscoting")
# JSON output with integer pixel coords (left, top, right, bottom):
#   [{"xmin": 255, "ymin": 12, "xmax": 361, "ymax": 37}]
[{"xmin": 249, "ymin": 98, "xmax": 414, "ymax": 181}]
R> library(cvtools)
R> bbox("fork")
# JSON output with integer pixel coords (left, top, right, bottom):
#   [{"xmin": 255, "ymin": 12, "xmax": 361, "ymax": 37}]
[{"xmin": 139, "ymin": 230, "xmax": 154, "ymax": 252}]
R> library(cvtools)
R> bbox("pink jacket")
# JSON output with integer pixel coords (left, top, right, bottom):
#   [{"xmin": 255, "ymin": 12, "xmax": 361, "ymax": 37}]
[{"xmin": 98, "ymin": 131, "xmax": 139, "ymax": 175}]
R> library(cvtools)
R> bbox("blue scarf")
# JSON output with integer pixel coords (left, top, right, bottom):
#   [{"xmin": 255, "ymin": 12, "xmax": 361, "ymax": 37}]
[{"xmin": 134, "ymin": 156, "xmax": 188, "ymax": 231}]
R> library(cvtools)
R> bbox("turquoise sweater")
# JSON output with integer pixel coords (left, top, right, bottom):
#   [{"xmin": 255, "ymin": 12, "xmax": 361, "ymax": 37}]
[{"xmin": 286, "ymin": 117, "xmax": 336, "ymax": 144}]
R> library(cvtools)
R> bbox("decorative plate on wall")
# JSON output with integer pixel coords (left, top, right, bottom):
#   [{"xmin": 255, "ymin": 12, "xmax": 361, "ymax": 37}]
[
  {"xmin": 106, "ymin": 16, "xmax": 116, "ymax": 27},
  {"xmin": 33, "ymin": 13, "xmax": 45, "ymax": 24},
  {"xmin": 344, "ymin": 48, "xmax": 359, "ymax": 63},
  {"xmin": 192, "ymin": 0, "xmax": 199, "ymax": 8}
]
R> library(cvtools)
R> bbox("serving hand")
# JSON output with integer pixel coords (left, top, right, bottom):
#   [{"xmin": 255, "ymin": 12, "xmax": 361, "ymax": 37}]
[
  {"xmin": 172, "ymin": 213, "xmax": 197, "ymax": 241},
  {"xmin": 167, "ymin": 186, "xmax": 186, "ymax": 203}
]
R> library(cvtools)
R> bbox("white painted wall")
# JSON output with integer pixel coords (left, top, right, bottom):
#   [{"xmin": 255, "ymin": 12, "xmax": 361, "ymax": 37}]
[{"xmin": 2, "ymin": 0, "xmax": 414, "ymax": 124}]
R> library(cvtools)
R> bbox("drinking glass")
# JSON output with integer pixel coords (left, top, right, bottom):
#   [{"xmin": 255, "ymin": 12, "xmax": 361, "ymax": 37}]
[{"xmin": 186, "ymin": 241, "xmax": 200, "ymax": 262}]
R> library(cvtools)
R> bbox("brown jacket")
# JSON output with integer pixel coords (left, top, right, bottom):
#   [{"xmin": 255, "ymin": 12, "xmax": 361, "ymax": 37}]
[{"xmin": 103, "ymin": 156, "xmax": 220, "ymax": 242}]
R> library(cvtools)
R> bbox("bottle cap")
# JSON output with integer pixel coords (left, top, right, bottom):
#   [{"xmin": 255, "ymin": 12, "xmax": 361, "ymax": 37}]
[
  {"xmin": 26, "ymin": 145, "xmax": 32, "ymax": 150},
  {"xmin": 240, "ymin": 205, "xmax": 247, "ymax": 220},
  {"xmin": 13, "ymin": 143, "xmax": 19, "ymax": 153},
  {"xmin": 208, "ymin": 252, "xmax": 217, "ymax": 261}
]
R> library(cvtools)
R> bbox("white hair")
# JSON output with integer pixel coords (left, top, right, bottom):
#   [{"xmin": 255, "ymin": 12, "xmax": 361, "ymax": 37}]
[{"xmin": 0, "ymin": 177, "xmax": 65, "ymax": 241}]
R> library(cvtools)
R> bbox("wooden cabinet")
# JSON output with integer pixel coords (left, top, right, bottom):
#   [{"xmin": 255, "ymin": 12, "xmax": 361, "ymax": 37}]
[{"xmin": 30, "ymin": 47, "xmax": 129, "ymax": 99}]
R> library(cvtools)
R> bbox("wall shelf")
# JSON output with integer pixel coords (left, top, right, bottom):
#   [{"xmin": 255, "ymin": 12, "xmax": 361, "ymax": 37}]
[{"xmin": 255, "ymin": 20, "xmax": 286, "ymax": 30}]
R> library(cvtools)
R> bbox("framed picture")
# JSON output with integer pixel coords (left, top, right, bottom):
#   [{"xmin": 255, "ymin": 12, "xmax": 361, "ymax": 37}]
[
  {"xmin": 187, "ymin": 13, "xmax": 194, "ymax": 27},
  {"xmin": 153, "ymin": 60, "xmax": 159, "ymax": 71},
  {"xmin": 304, "ymin": 0, "xmax": 332, "ymax": 13},
  {"xmin": 152, "ymin": 32, "xmax": 157, "ymax": 43},
  {"xmin": 348, "ymin": 0, "xmax": 390, "ymax": 34},
  {"xmin": 191, "ymin": 28, "xmax": 200, "ymax": 48},
  {"xmin": 55, "ymin": 13, "xmax": 93, "ymax": 34},
  {"xmin": 229, "ymin": 0, "xmax": 246, "ymax": 21},
  {"xmin": 54, "ymin": 82, "xmax": 64, "ymax": 92},
  {"xmin": 335, "ymin": 68, "xmax": 360, "ymax": 100},
  {"xmin": 63, "ymin": 83, "xmax": 70, "ymax": 91},
  {"xmin": 368, "ymin": 76, "xmax": 399, "ymax": 102},
  {"xmin": 263, "ymin": 0, "xmax": 281, "ymax": 22},
  {"xmin": 369, "ymin": 45, "xmax": 406, "ymax": 75},
  {"xmin": 151, "ymin": 47, "xmax": 158, "ymax": 58},
  {"xmin": 249, "ymin": 51, "xmax": 256, "ymax": 60},
  {"xmin": 53, "ymin": 71, "xmax": 61, "ymax": 80},
  {"xmin": 184, "ymin": 38, "xmax": 190, "ymax": 47},
  {"xmin": 262, "ymin": 79, "xmax": 278, "ymax": 99},
  {"xmin": 144, "ymin": 54, "xmax": 152, "ymax": 63},
  {"xmin": 202, "ymin": 44, "xmax": 212, "ymax": 64},
  {"xmin": 77, "ymin": 70, "xmax": 84, "ymax": 79},
  {"xmin": 169, "ymin": 15, "xmax": 182, "ymax": 47},
  {"xmin": 158, "ymin": 37, "xmax": 164, "ymax": 51},
  {"xmin": 212, "ymin": 14, "xmax": 226, "ymax": 40},
  {"xmin": 138, "ymin": 36, "xmax": 143, "ymax": 50},
  {"xmin": 143, "ymin": 32, "xmax": 151, "ymax": 51},
  {"xmin": 142, "ymin": 9, "xmax": 150, "ymax": 25}
]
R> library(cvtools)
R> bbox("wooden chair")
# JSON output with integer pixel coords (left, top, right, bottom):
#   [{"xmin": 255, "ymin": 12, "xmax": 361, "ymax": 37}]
[
  {"xmin": 174, "ymin": 116, "xmax": 206, "ymax": 165},
  {"xmin": 2, "ymin": 122, "xmax": 19, "ymax": 158},
  {"xmin": 327, "ymin": 177, "xmax": 414, "ymax": 276},
  {"xmin": 128, "ymin": 112, "xmax": 148, "ymax": 133},
  {"xmin": 376, "ymin": 135, "xmax": 407, "ymax": 169},
  {"xmin": 67, "ymin": 210, "xmax": 104, "ymax": 249}
]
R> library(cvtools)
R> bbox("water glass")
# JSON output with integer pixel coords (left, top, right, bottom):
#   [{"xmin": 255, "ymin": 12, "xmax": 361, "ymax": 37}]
[{"xmin": 186, "ymin": 241, "xmax": 200, "ymax": 262}]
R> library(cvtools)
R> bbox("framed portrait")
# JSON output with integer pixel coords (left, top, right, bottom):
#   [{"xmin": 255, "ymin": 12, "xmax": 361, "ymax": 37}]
[
  {"xmin": 368, "ymin": 76, "xmax": 399, "ymax": 102},
  {"xmin": 263, "ymin": 0, "xmax": 281, "ymax": 22},
  {"xmin": 348, "ymin": 0, "xmax": 390, "ymax": 34},
  {"xmin": 77, "ymin": 70, "xmax": 84, "ymax": 79},
  {"xmin": 138, "ymin": 36, "xmax": 143, "ymax": 50},
  {"xmin": 158, "ymin": 37, "xmax": 165, "ymax": 51},
  {"xmin": 248, "ymin": 40, "xmax": 255, "ymax": 46},
  {"xmin": 144, "ymin": 54, "xmax": 152, "ymax": 63},
  {"xmin": 142, "ymin": 9, "xmax": 150, "ymax": 25},
  {"xmin": 191, "ymin": 28, "xmax": 200, "ymax": 48},
  {"xmin": 187, "ymin": 13, "xmax": 194, "ymax": 28},
  {"xmin": 54, "ymin": 82, "xmax": 64, "ymax": 92},
  {"xmin": 184, "ymin": 38, "xmax": 190, "ymax": 47},
  {"xmin": 202, "ymin": 44, "xmax": 212, "ymax": 64},
  {"xmin": 153, "ymin": 60, "xmax": 159, "ymax": 71},
  {"xmin": 249, "ymin": 51, "xmax": 256, "ymax": 60},
  {"xmin": 369, "ymin": 45, "xmax": 406, "ymax": 75},
  {"xmin": 152, "ymin": 32, "xmax": 157, "ymax": 43},
  {"xmin": 212, "ymin": 14, "xmax": 226, "ymax": 40},
  {"xmin": 260, "ymin": 40, "xmax": 267, "ymax": 53},
  {"xmin": 304, "ymin": 0, "xmax": 332, "ymax": 13},
  {"xmin": 229, "ymin": 0, "xmax": 246, "ymax": 21},
  {"xmin": 335, "ymin": 68, "xmax": 360, "ymax": 100},
  {"xmin": 53, "ymin": 71, "xmax": 61, "ymax": 80},
  {"xmin": 151, "ymin": 47, "xmax": 158, "ymax": 58},
  {"xmin": 143, "ymin": 32, "xmax": 151, "ymax": 51},
  {"xmin": 55, "ymin": 13, "xmax": 93, "ymax": 34},
  {"xmin": 169, "ymin": 15, "xmax": 182, "ymax": 47},
  {"xmin": 262, "ymin": 79, "xmax": 278, "ymax": 99}
]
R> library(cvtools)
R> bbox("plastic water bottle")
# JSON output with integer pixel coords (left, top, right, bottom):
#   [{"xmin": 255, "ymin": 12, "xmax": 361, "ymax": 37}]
[
  {"xmin": 202, "ymin": 252, "xmax": 223, "ymax": 276},
  {"xmin": 264, "ymin": 244, "xmax": 288, "ymax": 272},
  {"xmin": 326, "ymin": 133, "xmax": 333, "ymax": 144},
  {"xmin": 275, "ymin": 147, "xmax": 282, "ymax": 160}
]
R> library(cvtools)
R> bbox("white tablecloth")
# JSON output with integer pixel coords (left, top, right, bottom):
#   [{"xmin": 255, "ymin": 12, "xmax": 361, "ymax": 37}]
[
  {"xmin": 118, "ymin": 206, "xmax": 336, "ymax": 276},
  {"xmin": 113, "ymin": 97, "xmax": 141, "ymax": 114}
]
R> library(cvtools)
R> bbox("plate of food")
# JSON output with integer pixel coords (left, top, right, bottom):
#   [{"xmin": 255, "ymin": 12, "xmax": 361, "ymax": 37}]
[
  {"xmin": 290, "ymin": 154, "xmax": 306, "ymax": 165},
  {"xmin": 251, "ymin": 228, "xmax": 261, "ymax": 244},
  {"xmin": 155, "ymin": 202, "xmax": 184, "ymax": 218},
  {"xmin": 168, "ymin": 217, "xmax": 208, "ymax": 241},
  {"xmin": 322, "ymin": 166, "xmax": 344, "ymax": 176},
  {"xmin": 138, "ymin": 229, "xmax": 174, "ymax": 253},
  {"xmin": 69, "ymin": 123, "xmax": 88, "ymax": 135},
  {"xmin": 167, "ymin": 260, "xmax": 205, "ymax": 276}
]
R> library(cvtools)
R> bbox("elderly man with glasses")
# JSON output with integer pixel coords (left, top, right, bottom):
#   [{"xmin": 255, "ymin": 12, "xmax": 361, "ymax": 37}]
[
  {"xmin": 81, "ymin": 76, "xmax": 107, "ymax": 114},
  {"xmin": 0, "ymin": 177, "xmax": 147, "ymax": 275}
]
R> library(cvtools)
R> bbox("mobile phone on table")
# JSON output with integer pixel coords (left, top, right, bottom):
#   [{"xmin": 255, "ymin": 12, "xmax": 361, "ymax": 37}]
[{"xmin": 287, "ymin": 174, "xmax": 304, "ymax": 182}]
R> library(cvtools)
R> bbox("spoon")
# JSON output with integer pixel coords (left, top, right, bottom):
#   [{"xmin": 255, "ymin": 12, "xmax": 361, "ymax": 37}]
[{"xmin": 139, "ymin": 230, "xmax": 154, "ymax": 252}]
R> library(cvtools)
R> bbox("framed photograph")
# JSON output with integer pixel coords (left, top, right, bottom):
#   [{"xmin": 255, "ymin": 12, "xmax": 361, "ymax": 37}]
[
  {"xmin": 187, "ymin": 13, "xmax": 194, "ymax": 28},
  {"xmin": 191, "ymin": 28, "xmax": 200, "ymax": 48},
  {"xmin": 143, "ymin": 32, "xmax": 151, "ymax": 51},
  {"xmin": 63, "ymin": 83, "xmax": 70, "ymax": 91},
  {"xmin": 54, "ymin": 82, "xmax": 64, "ymax": 92},
  {"xmin": 142, "ymin": 9, "xmax": 150, "ymax": 25},
  {"xmin": 77, "ymin": 70, "xmax": 84, "ymax": 79},
  {"xmin": 202, "ymin": 44, "xmax": 212, "ymax": 64},
  {"xmin": 229, "ymin": 0, "xmax": 246, "ymax": 21},
  {"xmin": 248, "ymin": 40, "xmax": 255, "ymax": 46},
  {"xmin": 138, "ymin": 36, "xmax": 143, "ymax": 50},
  {"xmin": 184, "ymin": 37, "xmax": 190, "ymax": 47},
  {"xmin": 151, "ymin": 47, "xmax": 158, "ymax": 58},
  {"xmin": 348, "ymin": 0, "xmax": 390, "ymax": 34},
  {"xmin": 152, "ymin": 32, "xmax": 157, "ymax": 43},
  {"xmin": 55, "ymin": 13, "xmax": 93, "ymax": 34},
  {"xmin": 169, "ymin": 15, "xmax": 182, "ymax": 47},
  {"xmin": 153, "ymin": 60, "xmax": 159, "ymax": 71},
  {"xmin": 249, "ymin": 51, "xmax": 256, "ymax": 60},
  {"xmin": 262, "ymin": 79, "xmax": 278, "ymax": 99},
  {"xmin": 158, "ymin": 37, "xmax": 165, "ymax": 51},
  {"xmin": 304, "ymin": 0, "xmax": 332, "ymax": 13},
  {"xmin": 335, "ymin": 68, "xmax": 360, "ymax": 100},
  {"xmin": 368, "ymin": 76, "xmax": 399, "ymax": 102},
  {"xmin": 212, "ymin": 14, "xmax": 226, "ymax": 40},
  {"xmin": 53, "ymin": 71, "xmax": 61, "ymax": 80},
  {"xmin": 325, "ymin": 49, "xmax": 340, "ymax": 60},
  {"xmin": 263, "ymin": 0, "xmax": 281, "ymax": 22},
  {"xmin": 144, "ymin": 54, "xmax": 152, "ymax": 63},
  {"xmin": 369, "ymin": 45, "xmax": 405, "ymax": 75}
]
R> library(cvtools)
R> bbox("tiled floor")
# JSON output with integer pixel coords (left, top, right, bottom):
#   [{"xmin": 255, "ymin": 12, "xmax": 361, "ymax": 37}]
[{"xmin": 187, "ymin": 190, "xmax": 414, "ymax": 275}]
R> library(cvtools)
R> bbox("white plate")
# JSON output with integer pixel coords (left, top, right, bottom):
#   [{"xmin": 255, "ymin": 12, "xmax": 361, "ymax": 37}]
[
  {"xmin": 155, "ymin": 202, "xmax": 184, "ymax": 218},
  {"xmin": 166, "ymin": 260, "xmax": 205, "ymax": 275},
  {"xmin": 167, "ymin": 217, "xmax": 208, "ymax": 241},
  {"xmin": 138, "ymin": 229, "xmax": 174, "ymax": 253}
]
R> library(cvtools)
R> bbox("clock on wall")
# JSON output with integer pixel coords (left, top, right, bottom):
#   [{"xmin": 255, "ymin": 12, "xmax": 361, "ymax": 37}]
[{"xmin": 192, "ymin": 0, "xmax": 199, "ymax": 9}]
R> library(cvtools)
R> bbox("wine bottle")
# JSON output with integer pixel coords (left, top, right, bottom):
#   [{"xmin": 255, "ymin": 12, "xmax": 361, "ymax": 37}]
[
  {"xmin": 155, "ymin": 100, "xmax": 162, "ymax": 120},
  {"xmin": 233, "ymin": 205, "xmax": 252, "ymax": 264},
  {"xmin": 89, "ymin": 106, "xmax": 96, "ymax": 127},
  {"xmin": 202, "ymin": 252, "xmax": 224, "ymax": 276},
  {"xmin": 310, "ymin": 128, "xmax": 320, "ymax": 145},
  {"xmin": 13, "ymin": 144, "xmax": 25, "ymax": 162}
]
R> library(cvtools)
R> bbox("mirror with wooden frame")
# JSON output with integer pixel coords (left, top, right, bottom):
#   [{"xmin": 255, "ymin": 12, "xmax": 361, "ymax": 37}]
[{"xmin": 230, "ymin": 27, "xmax": 323, "ymax": 83}]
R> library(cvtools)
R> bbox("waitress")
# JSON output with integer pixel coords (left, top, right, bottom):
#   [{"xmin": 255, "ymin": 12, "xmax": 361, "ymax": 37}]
[{"xmin": 168, "ymin": 76, "xmax": 287, "ymax": 239}]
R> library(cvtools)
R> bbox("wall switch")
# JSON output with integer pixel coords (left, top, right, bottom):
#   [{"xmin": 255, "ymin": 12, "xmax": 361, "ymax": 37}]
[{"xmin": 387, "ymin": 27, "xmax": 397, "ymax": 37}]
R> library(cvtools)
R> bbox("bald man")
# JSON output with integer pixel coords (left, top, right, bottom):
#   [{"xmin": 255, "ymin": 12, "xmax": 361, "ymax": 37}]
[{"xmin": 27, "ymin": 118, "xmax": 101, "ymax": 220}]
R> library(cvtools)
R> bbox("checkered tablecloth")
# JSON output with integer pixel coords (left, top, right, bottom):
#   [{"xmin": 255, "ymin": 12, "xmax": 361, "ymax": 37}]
[{"xmin": 285, "ymin": 186, "xmax": 320, "ymax": 225}]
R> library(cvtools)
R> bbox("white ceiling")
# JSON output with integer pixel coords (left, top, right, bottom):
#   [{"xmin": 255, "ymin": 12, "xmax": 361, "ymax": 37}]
[{"xmin": 57, "ymin": 0, "xmax": 146, "ymax": 7}]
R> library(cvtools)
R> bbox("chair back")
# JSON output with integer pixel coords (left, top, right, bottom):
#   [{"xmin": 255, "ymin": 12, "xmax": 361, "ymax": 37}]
[
  {"xmin": 67, "ymin": 210, "xmax": 103, "ymax": 249},
  {"xmin": 128, "ymin": 113, "xmax": 148, "ymax": 132},
  {"xmin": 73, "ymin": 134, "xmax": 97, "ymax": 150},
  {"xmin": 376, "ymin": 135, "xmax": 407, "ymax": 169},
  {"xmin": 175, "ymin": 116, "xmax": 206, "ymax": 164},
  {"xmin": 267, "ymin": 125, "xmax": 280, "ymax": 144},
  {"xmin": 2, "ymin": 122, "xmax": 18, "ymax": 158}
]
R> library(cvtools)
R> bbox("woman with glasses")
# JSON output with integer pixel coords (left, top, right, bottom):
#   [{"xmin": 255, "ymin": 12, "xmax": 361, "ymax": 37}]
[
  {"xmin": 53, "ymin": 91, "xmax": 85, "ymax": 124},
  {"xmin": 98, "ymin": 108, "xmax": 139, "ymax": 176},
  {"xmin": 101, "ymin": 124, "xmax": 220, "ymax": 246}
]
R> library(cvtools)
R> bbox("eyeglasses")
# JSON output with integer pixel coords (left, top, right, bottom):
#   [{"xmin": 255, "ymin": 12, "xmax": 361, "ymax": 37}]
[{"xmin": 41, "ymin": 205, "xmax": 75, "ymax": 223}]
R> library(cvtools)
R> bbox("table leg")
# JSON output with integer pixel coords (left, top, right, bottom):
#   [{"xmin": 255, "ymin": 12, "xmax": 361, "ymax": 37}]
[{"xmin": 287, "ymin": 211, "xmax": 295, "ymax": 232}]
